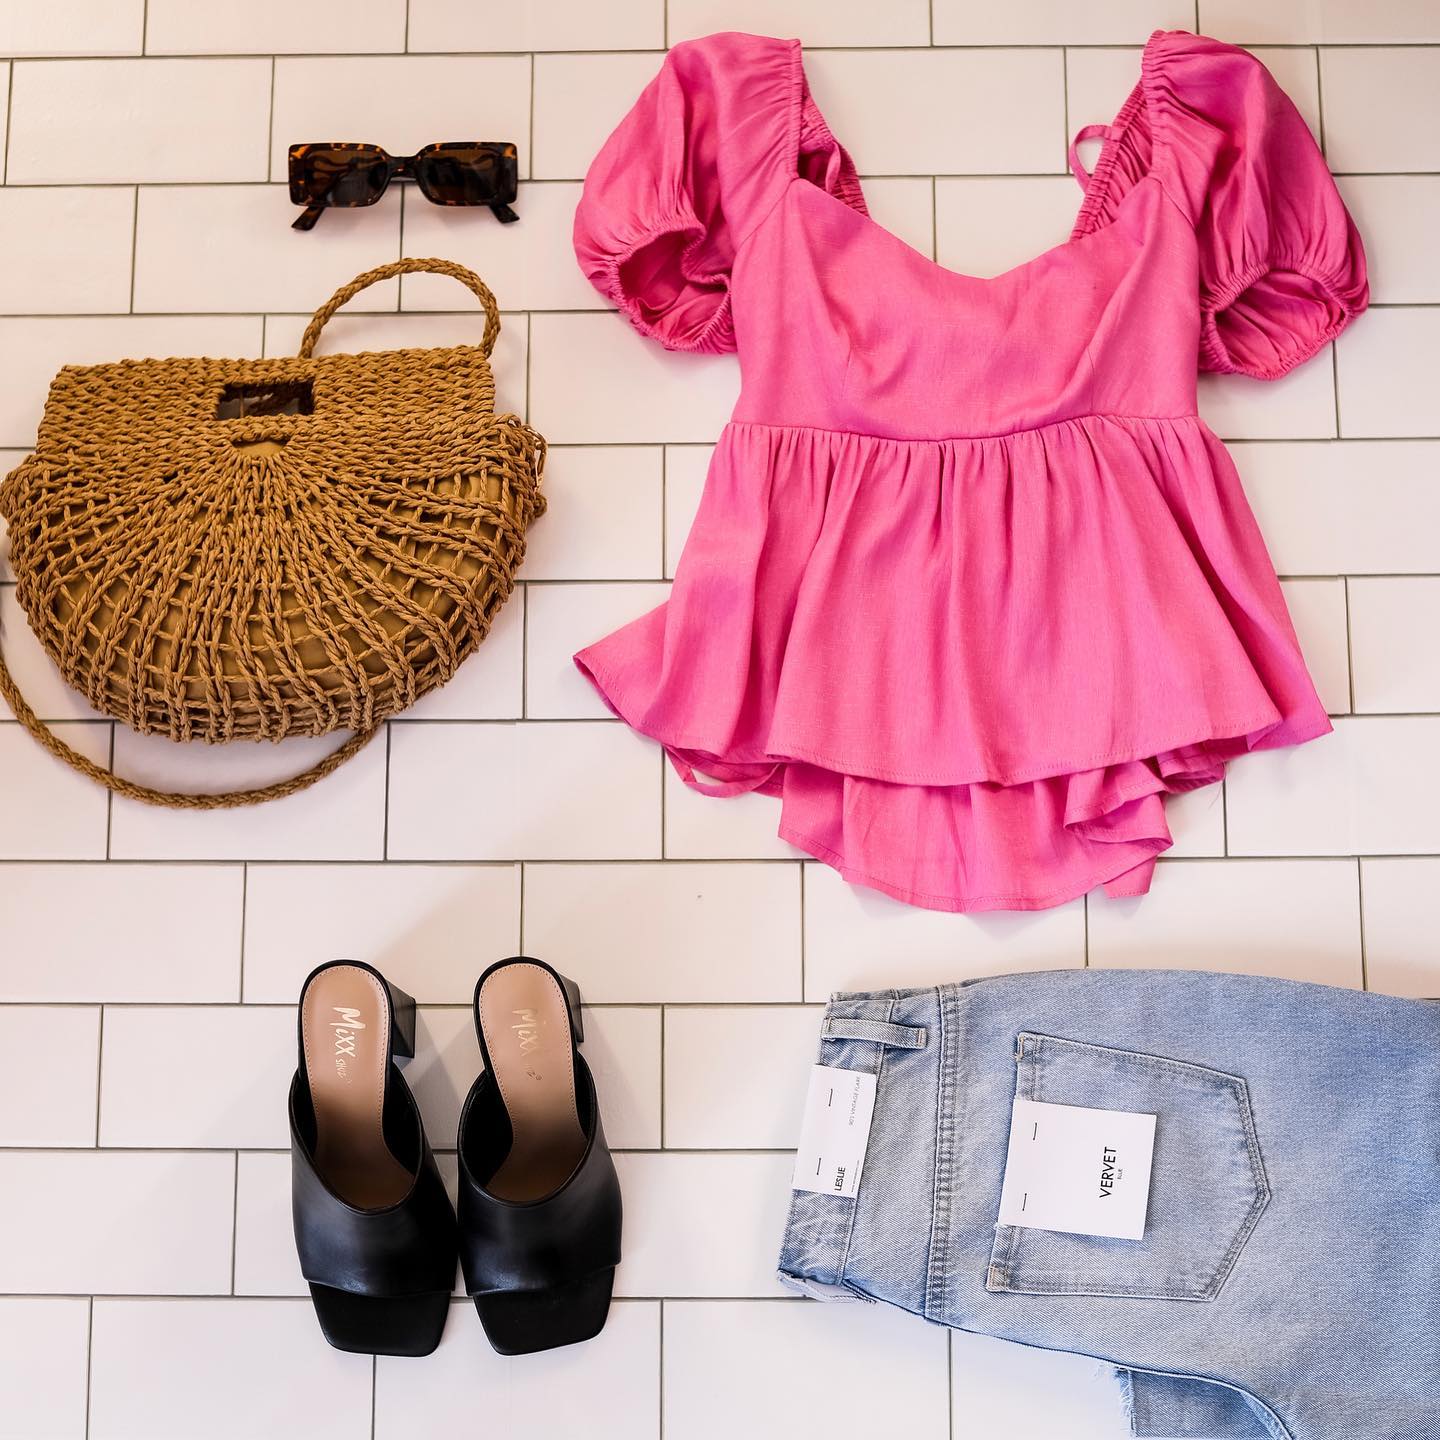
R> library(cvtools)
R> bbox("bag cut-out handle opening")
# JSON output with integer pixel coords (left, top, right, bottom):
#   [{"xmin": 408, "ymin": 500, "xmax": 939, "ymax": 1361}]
[{"xmin": 216, "ymin": 379, "xmax": 315, "ymax": 419}]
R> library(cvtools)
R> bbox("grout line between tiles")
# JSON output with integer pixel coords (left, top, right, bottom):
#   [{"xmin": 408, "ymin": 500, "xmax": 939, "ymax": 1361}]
[
  {"xmin": 2, "ymin": 1290, "xmax": 812, "ymax": 1303},
  {"xmin": 524, "ymin": 309, "xmax": 533, "ymax": 422},
  {"xmin": 381, "ymin": 726, "xmax": 392, "ymax": 861},
  {"xmin": 2, "ymin": 60, "xmax": 13, "ymax": 185},
  {"xmin": 528, "ymin": 50, "xmax": 537, "ymax": 181},
  {"xmin": 103, "ymin": 726, "xmax": 116, "ymax": 859},
  {"xmin": 1356, "ymin": 857, "xmax": 1370, "ymax": 991},
  {"xmin": 3, "ymin": 166, "xmax": 1440, "ymax": 189},
  {"xmin": 0, "ymin": 1290, "xmax": 417, "ymax": 1301},
  {"xmin": 660, "ymin": 443, "xmax": 670, "ymax": 577},
  {"xmin": 17, "ymin": 569, "xmax": 1440, "ymax": 584},
  {"xmin": 520, "ymin": 585, "xmax": 530, "ymax": 719},
  {"xmin": 396, "ymin": 191, "xmax": 407, "ymax": 294},
  {"xmin": 21, "ymin": 703, "xmax": 1440, "ymax": 731},
  {"xmin": 8, "ymin": 1001, "xmax": 782, "ymax": 1012},
  {"xmin": 798, "ymin": 863, "xmax": 807, "ymax": 1000},
  {"xmin": 270, "ymin": 1287, "xmax": 870, "ymax": 1302},
  {"xmin": 1331, "ymin": 337, "xmax": 1345, "ymax": 437},
  {"xmin": 237, "ymin": 863, "xmax": 249, "ymax": 1002},
  {"xmin": 5, "ymin": 43, "xmax": 1440, "ymax": 60},
  {"xmin": 126, "ymin": 187, "xmax": 138, "ymax": 313},
  {"xmin": 0, "ymin": 852, "xmax": 1437, "ymax": 877},
  {"xmin": 1312, "ymin": 43, "xmax": 1328, "ymax": 159},
  {"xmin": 265, "ymin": 56, "xmax": 276, "ymax": 183},
  {"xmin": 7, "ymin": 1142, "xmax": 804, "ymax": 1156},
  {"xmin": 3, "ymin": 302, "xmax": 1440, "ymax": 321},
  {"xmin": 517, "ymin": 860, "xmax": 526, "ymax": 951},
  {"xmin": 83, "ymin": 1294, "xmax": 94, "ymax": 1440},
  {"xmin": 1060, "ymin": 44, "xmax": 1070, "ymax": 168},
  {"xmin": 1343, "ymin": 577, "xmax": 1358, "ymax": 713},
  {"xmin": 91, "ymin": 1005, "xmax": 105, "ymax": 1146},
  {"xmin": 228, "ymin": 1151, "xmax": 239, "ymax": 1295},
  {"xmin": 947, "ymin": 1328, "xmax": 955, "ymax": 1438},
  {"xmin": 658, "ymin": 741, "xmax": 667, "ymax": 859},
  {"xmin": 1328, "ymin": 318, "xmax": 1346, "ymax": 435}
]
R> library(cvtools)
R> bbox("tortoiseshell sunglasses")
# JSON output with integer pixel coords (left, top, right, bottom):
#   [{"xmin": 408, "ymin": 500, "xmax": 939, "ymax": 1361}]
[{"xmin": 287, "ymin": 141, "xmax": 519, "ymax": 230}]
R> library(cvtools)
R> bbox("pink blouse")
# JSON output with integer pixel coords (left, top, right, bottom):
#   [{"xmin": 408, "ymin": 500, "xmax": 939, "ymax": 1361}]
[{"xmin": 571, "ymin": 30, "xmax": 1367, "ymax": 913}]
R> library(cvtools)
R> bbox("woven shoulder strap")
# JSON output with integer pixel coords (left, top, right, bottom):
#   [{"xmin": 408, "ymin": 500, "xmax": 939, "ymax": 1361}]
[
  {"xmin": 0, "ymin": 643, "xmax": 380, "ymax": 809},
  {"xmin": 0, "ymin": 257, "xmax": 503, "ymax": 809}
]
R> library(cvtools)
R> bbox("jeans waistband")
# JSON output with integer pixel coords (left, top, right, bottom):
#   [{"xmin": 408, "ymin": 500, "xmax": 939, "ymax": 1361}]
[{"xmin": 776, "ymin": 986, "xmax": 948, "ymax": 1308}]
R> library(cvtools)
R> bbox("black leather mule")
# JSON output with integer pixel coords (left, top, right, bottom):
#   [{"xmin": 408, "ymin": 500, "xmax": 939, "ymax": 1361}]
[
  {"xmin": 457, "ymin": 956, "xmax": 621, "ymax": 1355},
  {"xmin": 290, "ymin": 960, "xmax": 457, "ymax": 1356}
]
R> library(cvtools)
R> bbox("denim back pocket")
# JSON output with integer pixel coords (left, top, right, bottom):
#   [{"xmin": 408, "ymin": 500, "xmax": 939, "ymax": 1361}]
[{"xmin": 985, "ymin": 1032, "xmax": 1270, "ymax": 1302}]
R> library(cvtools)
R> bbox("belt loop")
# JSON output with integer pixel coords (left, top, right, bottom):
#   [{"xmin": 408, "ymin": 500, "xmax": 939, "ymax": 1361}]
[{"xmin": 821, "ymin": 1017, "xmax": 928, "ymax": 1050}]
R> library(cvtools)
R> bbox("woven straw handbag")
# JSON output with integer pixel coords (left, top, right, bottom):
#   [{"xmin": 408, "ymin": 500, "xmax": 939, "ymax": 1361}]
[{"xmin": 0, "ymin": 257, "xmax": 546, "ymax": 808}]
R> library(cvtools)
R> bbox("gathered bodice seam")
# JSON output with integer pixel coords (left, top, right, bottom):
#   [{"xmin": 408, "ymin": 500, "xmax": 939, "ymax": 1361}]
[{"xmin": 724, "ymin": 413, "xmax": 1204, "ymax": 445}]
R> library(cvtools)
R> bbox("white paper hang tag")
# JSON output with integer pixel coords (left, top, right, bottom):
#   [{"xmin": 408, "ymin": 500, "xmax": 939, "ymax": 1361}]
[
  {"xmin": 996, "ymin": 1098, "xmax": 1157, "ymax": 1241},
  {"xmin": 791, "ymin": 1064, "xmax": 877, "ymax": 1198}
]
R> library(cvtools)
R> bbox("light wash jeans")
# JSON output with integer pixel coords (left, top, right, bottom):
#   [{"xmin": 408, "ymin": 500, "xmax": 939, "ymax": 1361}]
[{"xmin": 776, "ymin": 970, "xmax": 1440, "ymax": 1439}]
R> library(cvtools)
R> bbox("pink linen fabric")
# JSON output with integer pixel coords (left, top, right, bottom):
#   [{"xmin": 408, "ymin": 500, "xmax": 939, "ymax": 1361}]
[{"xmin": 571, "ymin": 29, "xmax": 1368, "ymax": 913}]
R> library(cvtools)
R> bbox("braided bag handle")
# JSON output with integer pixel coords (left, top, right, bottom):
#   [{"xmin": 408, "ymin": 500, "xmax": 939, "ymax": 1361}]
[
  {"xmin": 299, "ymin": 256, "xmax": 502, "ymax": 359},
  {"xmin": 0, "ymin": 257, "xmax": 508, "ymax": 809}
]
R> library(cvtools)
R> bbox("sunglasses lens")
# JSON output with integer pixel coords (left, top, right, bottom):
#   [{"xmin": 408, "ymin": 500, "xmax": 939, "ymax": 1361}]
[
  {"xmin": 414, "ymin": 144, "xmax": 518, "ymax": 206},
  {"xmin": 289, "ymin": 146, "xmax": 389, "ymax": 208}
]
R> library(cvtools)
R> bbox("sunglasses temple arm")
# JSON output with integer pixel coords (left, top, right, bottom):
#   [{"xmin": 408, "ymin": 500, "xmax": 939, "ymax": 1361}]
[
  {"xmin": 291, "ymin": 203, "xmax": 327, "ymax": 232},
  {"xmin": 489, "ymin": 201, "xmax": 519, "ymax": 224}
]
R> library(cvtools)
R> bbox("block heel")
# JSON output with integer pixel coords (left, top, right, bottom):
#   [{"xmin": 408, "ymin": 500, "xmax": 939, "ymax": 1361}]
[
  {"xmin": 458, "ymin": 955, "xmax": 621, "ymax": 1355},
  {"xmin": 560, "ymin": 972, "xmax": 584, "ymax": 1042},
  {"xmin": 290, "ymin": 960, "xmax": 457, "ymax": 1357},
  {"xmin": 385, "ymin": 975, "xmax": 417, "ymax": 1060}
]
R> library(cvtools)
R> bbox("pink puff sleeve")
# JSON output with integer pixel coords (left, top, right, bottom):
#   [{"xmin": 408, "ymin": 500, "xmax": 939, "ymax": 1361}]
[
  {"xmin": 572, "ymin": 33, "xmax": 797, "ymax": 355},
  {"xmin": 1157, "ymin": 37, "xmax": 1368, "ymax": 380}
]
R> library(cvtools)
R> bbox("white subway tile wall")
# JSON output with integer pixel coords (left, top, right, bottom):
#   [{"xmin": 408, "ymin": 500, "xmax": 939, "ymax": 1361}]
[
  {"xmin": 0, "ymin": 1298, "xmax": 92, "ymax": 1439},
  {"xmin": 7, "ymin": 59, "xmax": 272, "ymax": 183},
  {"xmin": 0, "ymin": 188, "xmax": 137, "ymax": 313},
  {"xmin": 0, "ymin": 2, "xmax": 145, "ymax": 59},
  {"xmin": 0, "ymin": 5, "xmax": 1434, "ymax": 1436}
]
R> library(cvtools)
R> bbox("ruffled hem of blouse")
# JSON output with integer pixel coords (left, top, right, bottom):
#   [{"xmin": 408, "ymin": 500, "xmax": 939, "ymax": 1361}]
[
  {"xmin": 772, "ymin": 736, "xmax": 1244, "ymax": 911},
  {"xmin": 578, "ymin": 648, "xmax": 1330, "ymax": 911},
  {"xmin": 777, "ymin": 819, "xmax": 1165, "ymax": 913},
  {"xmin": 580, "ymin": 640, "xmax": 1328, "ymax": 786},
  {"xmin": 568, "ymin": 404, "xmax": 1334, "ymax": 911},
  {"xmin": 586, "ymin": 415, "xmax": 1328, "ymax": 781}
]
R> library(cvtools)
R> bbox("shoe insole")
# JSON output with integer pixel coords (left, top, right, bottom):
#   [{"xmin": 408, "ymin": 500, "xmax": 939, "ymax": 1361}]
[
  {"xmin": 302, "ymin": 965, "xmax": 413, "ymax": 1209},
  {"xmin": 478, "ymin": 964, "xmax": 587, "ymax": 1203}
]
